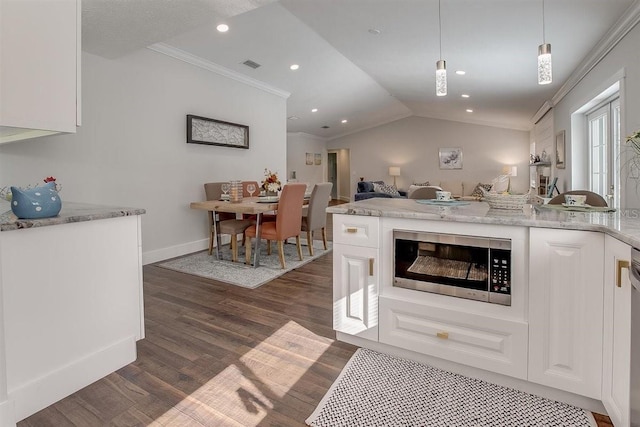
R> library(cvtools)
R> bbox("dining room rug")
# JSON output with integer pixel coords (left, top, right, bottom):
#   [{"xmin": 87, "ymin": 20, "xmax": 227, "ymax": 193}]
[
  {"xmin": 157, "ymin": 240, "xmax": 332, "ymax": 289},
  {"xmin": 307, "ymin": 348, "xmax": 596, "ymax": 427}
]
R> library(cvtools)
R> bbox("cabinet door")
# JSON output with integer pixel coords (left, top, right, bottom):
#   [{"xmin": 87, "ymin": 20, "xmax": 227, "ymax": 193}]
[
  {"xmin": 528, "ymin": 228, "xmax": 604, "ymax": 399},
  {"xmin": 333, "ymin": 243, "xmax": 378, "ymax": 341},
  {"xmin": 0, "ymin": 0, "xmax": 79, "ymax": 141},
  {"xmin": 602, "ymin": 235, "xmax": 631, "ymax": 427}
]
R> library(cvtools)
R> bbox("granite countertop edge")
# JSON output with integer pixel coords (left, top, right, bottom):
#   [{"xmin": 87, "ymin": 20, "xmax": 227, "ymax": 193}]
[
  {"xmin": 0, "ymin": 201, "xmax": 146, "ymax": 231},
  {"xmin": 327, "ymin": 199, "xmax": 640, "ymax": 248}
]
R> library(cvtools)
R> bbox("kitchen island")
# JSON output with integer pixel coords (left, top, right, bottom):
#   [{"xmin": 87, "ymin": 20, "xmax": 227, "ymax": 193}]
[
  {"xmin": 0, "ymin": 202, "xmax": 145, "ymax": 426},
  {"xmin": 327, "ymin": 198, "xmax": 639, "ymax": 426}
]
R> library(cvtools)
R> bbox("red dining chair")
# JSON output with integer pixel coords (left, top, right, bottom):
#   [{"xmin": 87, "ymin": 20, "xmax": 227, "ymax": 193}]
[{"xmin": 244, "ymin": 183, "xmax": 307, "ymax": 269}]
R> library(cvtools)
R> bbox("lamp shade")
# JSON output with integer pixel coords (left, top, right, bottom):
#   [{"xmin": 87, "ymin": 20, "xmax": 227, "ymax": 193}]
[{"xmin": 389, "ymin": 167, "xmax": 401, "ymax": 177}]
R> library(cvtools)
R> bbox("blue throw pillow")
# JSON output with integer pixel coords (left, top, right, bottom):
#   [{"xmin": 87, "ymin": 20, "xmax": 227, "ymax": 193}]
[{"xmin": 10, "ymin": 182, "xmax": 62, "ymax": 219}]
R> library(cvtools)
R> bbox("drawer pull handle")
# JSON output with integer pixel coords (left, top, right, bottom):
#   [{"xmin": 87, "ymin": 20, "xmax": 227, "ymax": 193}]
[
  {"xmin": 617, "ymin": 259, "xmax": 630, "ymax": 288},
  {"xmin": 436, "ymin": 332, "xmax": 449, "ymax": 340},
  {"xmin": 346, "ymin": 227, "xmax": 358, "ymax": 233},
  {"xmin": 369, "ymin": 258, "xmax": 374, "ymax": 276}
]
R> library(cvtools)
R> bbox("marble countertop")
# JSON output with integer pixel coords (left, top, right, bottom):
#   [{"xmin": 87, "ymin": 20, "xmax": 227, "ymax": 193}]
[
  {"xmin": 0, "ymin": 201, "xmax": 146, "ymax": 231},
  {"xmin": 327, "ymin": 198, "xmax": 640, "ymax": 248}
]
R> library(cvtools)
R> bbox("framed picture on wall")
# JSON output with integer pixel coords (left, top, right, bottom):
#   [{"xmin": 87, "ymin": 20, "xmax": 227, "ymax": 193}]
[
  {"xmin": 186, "ymin": 115, "xmax": 249, "ymax": 149},
  {"xmin": 314, "ymin": 153, "xmax": 322, "ymax": 165},
  {"xmin": 306, "ymin": 153, "xmax": 313, "ymax": 165},
  {"xmin": 556, "ymin": 130, "xmax": 566, "ymax": 169},
  {"xmin": 439, "ymin": 147, "xmax": 463, "ymax": 169}
]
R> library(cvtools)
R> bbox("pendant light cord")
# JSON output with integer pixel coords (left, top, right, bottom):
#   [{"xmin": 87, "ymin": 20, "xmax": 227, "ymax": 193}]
[
  {"xmin": 438, "ymin": 0, "xmax": 442, "ymax": 59},
  {"xmin": 542, "ymin": 0, "xmax": 546, "ymax": 44}
]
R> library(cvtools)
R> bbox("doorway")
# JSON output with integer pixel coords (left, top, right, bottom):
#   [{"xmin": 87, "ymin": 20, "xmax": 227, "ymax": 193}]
[{"xmin": 327, "ymin": 152, "xmax": 337, "ymax": 199}]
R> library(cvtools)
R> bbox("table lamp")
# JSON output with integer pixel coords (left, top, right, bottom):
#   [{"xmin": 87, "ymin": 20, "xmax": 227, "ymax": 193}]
[{"xmin": 389, "ymin": 166, "xmax": 401, "ymax": 187}]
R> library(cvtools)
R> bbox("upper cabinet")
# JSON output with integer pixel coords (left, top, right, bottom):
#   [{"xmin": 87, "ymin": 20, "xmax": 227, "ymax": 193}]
[{"xmin": 0, "ymin": 0, "xmax": 81, "ymax": 144}]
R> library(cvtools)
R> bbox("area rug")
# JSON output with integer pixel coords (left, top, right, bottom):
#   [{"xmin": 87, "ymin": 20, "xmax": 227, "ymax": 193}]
[
  {"xmin": 158, "ymin": 240, "xmax": 332, "ymax": 289},
  {"xmin": 307, "ymin": 348, "xmax": 596, "ymax": 427}
]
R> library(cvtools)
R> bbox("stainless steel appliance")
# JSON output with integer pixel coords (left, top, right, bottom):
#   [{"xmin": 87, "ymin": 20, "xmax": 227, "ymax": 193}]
[
  {"xmin": 629, "ymin": 247, "xmax": 640, "ymax": 426},
  {"xmin": 393, "ymin": 230, "xmax": 512, "ymax": 305}
]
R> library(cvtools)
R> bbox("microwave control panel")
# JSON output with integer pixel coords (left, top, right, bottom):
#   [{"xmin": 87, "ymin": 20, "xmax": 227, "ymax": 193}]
[{"xmin": 490, "ymin": 249, "xmax": 510, "ymax": 294}]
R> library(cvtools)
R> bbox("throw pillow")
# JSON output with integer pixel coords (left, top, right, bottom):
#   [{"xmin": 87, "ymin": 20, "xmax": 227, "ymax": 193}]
[
  {"xmin": 490, "ymin": 175, "xmax": 510, "ymax": 193},
  {"xmin": 471, "ymin": 183, "xmax": 492, "ymax": 198},
  {"xmin": 373, "ymin": 182, "xmax": 402, "ymax": 197}
]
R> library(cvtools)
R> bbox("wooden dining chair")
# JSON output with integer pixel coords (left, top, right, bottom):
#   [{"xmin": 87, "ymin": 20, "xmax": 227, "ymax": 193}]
[
  {"xmin": 300, "ymin": 182, "xmax": 333, "ymax": 255},
  {"xmin": 548, "ymin": 190, "xmax": 608, "ymax": 207},
  {"xmin": 244, "ymin": 183, "xmax": 307, "ymax": 269},
  {"xmin": 203, "ymin": 182, "xmax": 253, "ymax": 262}
]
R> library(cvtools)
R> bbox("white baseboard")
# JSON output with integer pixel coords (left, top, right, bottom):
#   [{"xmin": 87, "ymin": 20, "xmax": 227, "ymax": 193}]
[
  {"xmin": 11, "ymin": 336, "xmax": 137, "ymax": 422},
  {"xmin": 142, "ymin": 236, "xmax": 231, "ymax": 265}
]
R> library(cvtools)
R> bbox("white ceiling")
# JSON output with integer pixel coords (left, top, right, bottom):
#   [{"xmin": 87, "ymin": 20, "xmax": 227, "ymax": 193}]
[{"xmin": 82, "ymin": 0, "xmax": 637, "ymax": 139}]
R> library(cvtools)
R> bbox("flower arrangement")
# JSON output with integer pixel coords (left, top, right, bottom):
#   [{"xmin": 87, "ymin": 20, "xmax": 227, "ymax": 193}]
[
  {"xmin": 627, "ymin": 129, "xmax": 640, "ymax": 154},
  {"xmin": 262, "ymin": 168, "xmax": 281, "ymax": 193}
]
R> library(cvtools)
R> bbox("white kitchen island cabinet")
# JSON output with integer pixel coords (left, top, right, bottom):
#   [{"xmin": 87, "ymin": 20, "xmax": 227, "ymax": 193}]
[
  {"xmin": 327, "ymin": 197, "xmax": 640, "ymax": 420},
  {"xmin": 528, "ymin": 228, "xmax": 604, "ymax": 399},
  {"xmin": 602, "ymin": 235, "xmax": 632, "ymax": 427},
  {"xmin": 0, "ymin": 203, "xmax": 144, "ymax": 426},
  {"xmin": 333, "ymin": 215, "xmax": 380, "ymax": 341}
]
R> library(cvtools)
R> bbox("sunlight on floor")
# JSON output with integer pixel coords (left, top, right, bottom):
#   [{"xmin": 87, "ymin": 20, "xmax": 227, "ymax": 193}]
[{"xmin": 173, "ymin": 320, "xmax": 333, "ymax": 426}]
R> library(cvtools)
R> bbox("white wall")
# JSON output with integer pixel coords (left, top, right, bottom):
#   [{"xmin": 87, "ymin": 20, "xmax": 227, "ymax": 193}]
[
  {"xmin": 0, "ymin": 49, "xmax": 287, "ymax": 263},
  {"xmin": 553, "ymin": 21, "xmax": 640, "ymax": 208},
  {"xmin": 286, "ymin": 132, "xmax": 326, "ymax": 185},
  {"xmin": 327, "ymin": 115, "xmax": 530, "ymax": 198}
]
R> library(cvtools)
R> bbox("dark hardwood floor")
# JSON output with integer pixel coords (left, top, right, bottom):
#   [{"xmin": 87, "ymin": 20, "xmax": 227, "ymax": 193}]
[{"xmin": 19, "ymin": 201, "xmax": 613, "ymax": 426}]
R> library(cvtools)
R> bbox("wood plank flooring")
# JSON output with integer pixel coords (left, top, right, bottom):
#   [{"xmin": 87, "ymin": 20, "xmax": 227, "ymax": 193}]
[{"xmin": 19, "ymin": 202, "xmax": 613, "ymax": 426}]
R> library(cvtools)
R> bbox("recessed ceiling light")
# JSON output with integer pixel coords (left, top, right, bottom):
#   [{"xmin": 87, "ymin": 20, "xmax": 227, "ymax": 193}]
[
  {"xmin": 216, "ymin": 24, "xmax": 229, "ymax": 33},
  {"xmin": 461, "ymin": 94, "xmax": 470, "ymax": 98},
  {"xmin": 290, "ymin": 64, "xmax": 300, "ymax": 71},
  {"xmin": 288, "ymin": 116, "xmax": 299, "ymax": 120},
  {"xmin": 456, "ymin": 70, "xmax": 466, "ymax": 75},
  {"xmin": 341, "ymin": 119, "xmax": 348, "ymax": 124},
  {"xmin": 368, "ymin": 28, "xmax": 381, "ymax": 35},
  {"xmin": 466, "ymin": 109, "xmax": 473, "ymax": 113},
  {"xmin": 311, "ymin": 108, "xmax": 318, "ymax": 113}
]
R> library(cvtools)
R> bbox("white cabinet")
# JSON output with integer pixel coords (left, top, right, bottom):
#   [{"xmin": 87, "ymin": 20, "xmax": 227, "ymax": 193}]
[
  {"xmin": 0, "ymin": 0, "xmax": 81, "ymax": 144},
  {"xmin": 379, "ymin": 297, "xmax": 528, "ymax": 379},
  {"xmin": 333, "ymin": 214, "xmax": 379, "ymax": 341},
  {"xmin": 602, "ymin": 235, "xmax": 631, "ymax": 427},
  {"xmin": 528, "ymin": 228, "xmax": 604, "ymax": 399}
]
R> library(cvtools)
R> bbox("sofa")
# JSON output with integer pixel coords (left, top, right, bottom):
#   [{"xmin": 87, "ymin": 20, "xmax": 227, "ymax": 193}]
[
  {"xmin": 407, "ymin": 179, "xmax": 499, "ymax": 200},
  {"xmin": 355, "ymin": 180, "xmax": 407, "ymax": 201}
]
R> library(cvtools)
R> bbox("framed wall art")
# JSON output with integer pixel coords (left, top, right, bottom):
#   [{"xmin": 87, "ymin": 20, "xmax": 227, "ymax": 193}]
[
  {"xmin": 555, "ymin": 130, "xmax": 566, "ymax": 169},
  {"xmin": 306, "ymin": 153, "xmax": 313, "ymax": 165},
  {"xmin": 186, "ymin": 114, "xmax": 249, "ymax": 149},
  {"xmin": 439, "ymin": 147, "xmax": 463, "ymax": 169},
  {"xmin": 314, "ymin": 153, "xmax": 322, "ymax": 165}
]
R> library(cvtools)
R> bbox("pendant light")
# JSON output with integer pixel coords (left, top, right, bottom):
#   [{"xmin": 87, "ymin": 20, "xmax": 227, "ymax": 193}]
[
  {"xmin": 436, "ymin": 0, "xmax": 447, "ymax": 96},
  {"xmin": 537, "ymin": 0, "xmax": 552, "ymax": 85}
]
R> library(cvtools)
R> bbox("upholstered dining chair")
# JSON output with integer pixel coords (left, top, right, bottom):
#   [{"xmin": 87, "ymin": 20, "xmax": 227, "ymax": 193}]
[
  {"xmin": 203, "ymin": 182, "xmax": 253, "ymax": 262},
  {"xmin": 408, "ymin": 186, "xmax": 441, "ymax": 199},
  {"xmin": 548, "ymin": 190, "xmax": 608, "ymax": 207},
  {"xmin": 244, "ymin": 183, "xmax": 307, "ymax": 269},
  {"xmin": 300, "ymin": 182, "xmax": 333, "ymax": 256}
]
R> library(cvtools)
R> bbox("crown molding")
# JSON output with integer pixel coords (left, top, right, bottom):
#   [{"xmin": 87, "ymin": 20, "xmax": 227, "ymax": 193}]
[
  {"xmin": 327, "ymin": 111, "xmax": 414, "ymax": 141},
  {"xmin": 532, "ymin": 100, "xmax": 554, "ymax": 124},
  {"xmin": 147, "ymin": 43, "xmax": 291, "ymax": 99},
  {"xmin": 287, "ymin": 132, "xmax": 329, "ymax": 141},
  {"xmin": 551, "ymin": 0, "xmax": 640, "ymax": 107}
]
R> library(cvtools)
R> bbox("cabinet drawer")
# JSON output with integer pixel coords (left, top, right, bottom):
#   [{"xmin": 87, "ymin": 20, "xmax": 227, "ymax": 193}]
[
  {"xmin": 379, "ymin": 297, "xmax": 528, "ymax": 379},
  {"xmin": 333, "ymin": 215, "xmax": 379, "ymax": 248}
]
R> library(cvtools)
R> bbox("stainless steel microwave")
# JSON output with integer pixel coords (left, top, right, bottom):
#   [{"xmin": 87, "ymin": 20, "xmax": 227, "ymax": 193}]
[{"xmin": 393, "ymin": 230, "xmax": 512, "ymax": 305}]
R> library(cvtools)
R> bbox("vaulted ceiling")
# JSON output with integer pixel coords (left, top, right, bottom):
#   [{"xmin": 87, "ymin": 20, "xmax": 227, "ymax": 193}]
[{"xmin": 83, "ymin": 0, "xmax": 637, "ymax": 138}]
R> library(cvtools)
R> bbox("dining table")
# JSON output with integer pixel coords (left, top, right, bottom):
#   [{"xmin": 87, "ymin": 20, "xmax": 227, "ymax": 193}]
[{"xmin": 190, "ymin": 196, "xmax": 307, "ymax": 267}]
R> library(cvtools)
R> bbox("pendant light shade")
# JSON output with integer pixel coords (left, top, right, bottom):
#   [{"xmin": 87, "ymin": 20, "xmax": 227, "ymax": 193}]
[
  {"xmin": 435, "ymin": 0, "xmax": 447, "ymax": 96},
  {"xmin": 436, "ymin": 59, "xmax": 447, "ymax": 96},
  {"xmin": 537, "ymin": 43, "xmax": 552, "ymax": 85},
  {"xmin": 537, "ymin": 0, "xmax": 552, "ymax": 85}
]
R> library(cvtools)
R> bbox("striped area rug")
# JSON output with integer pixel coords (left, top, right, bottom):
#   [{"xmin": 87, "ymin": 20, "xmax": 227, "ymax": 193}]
[{"xmin": 307, "ymin": 348, "xmax": 596, "ymax": 427}]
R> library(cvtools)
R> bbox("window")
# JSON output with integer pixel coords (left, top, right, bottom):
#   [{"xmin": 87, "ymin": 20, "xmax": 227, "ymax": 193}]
[{"xmin": 587, "ymin": 97, "xmax": 620, "ymax": 208}]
